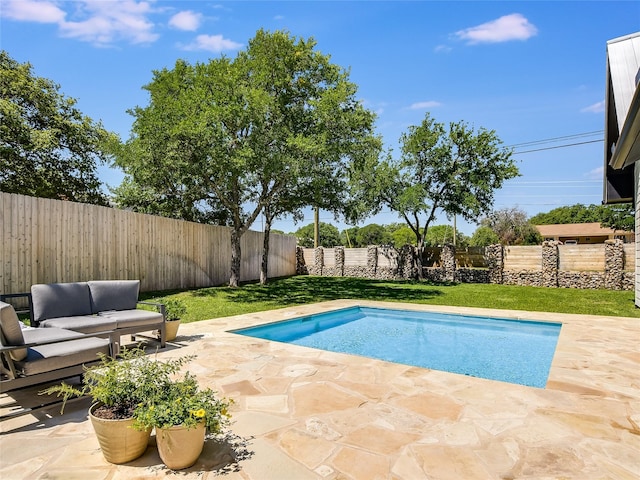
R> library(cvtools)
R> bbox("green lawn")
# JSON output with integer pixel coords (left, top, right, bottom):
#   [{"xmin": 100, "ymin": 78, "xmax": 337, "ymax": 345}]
[{"xmin": 140, "ymin": 276, "xmax": 640, "ymax": 323}]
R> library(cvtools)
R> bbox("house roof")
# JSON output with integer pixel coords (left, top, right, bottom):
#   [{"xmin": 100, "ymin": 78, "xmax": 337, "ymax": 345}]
[
  {"xmin": 603, "ymin": 32, "xmax": 640, "ymax": 204},
  {"xmin": 535, "ymin": 222, "xmax": 630, "ymax": 237},
  {"xmin": 607, "ymin": 32, "xmax": 640, "ymax": 132}
]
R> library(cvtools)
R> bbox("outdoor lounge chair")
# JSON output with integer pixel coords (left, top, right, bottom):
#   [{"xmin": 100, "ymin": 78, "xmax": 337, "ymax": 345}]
[{"xmin": 0, "ymin": 301, "xmax": 116, "ymax": 395}]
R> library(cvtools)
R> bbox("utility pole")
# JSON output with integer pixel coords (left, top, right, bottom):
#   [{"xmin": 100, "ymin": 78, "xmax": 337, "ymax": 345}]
[
  {"xmin": 453, "ymin": 215, "xmax": 457, "ymax": 247},
  {"xmin": 314, "ymin": 206, "xmax": 319, "ymax": 248}
]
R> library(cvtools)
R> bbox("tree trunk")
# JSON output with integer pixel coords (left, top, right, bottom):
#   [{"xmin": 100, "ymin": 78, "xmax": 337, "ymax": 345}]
[
  {"xmin": 314, "ymin": 206, "xmax": 319, "ymax": 248},
  {"xmin": 260, "ymin": 217, "xmax": 273, "ymax": 285},
  {"xmin": 416, "ymin": 240, "xmax": 425, "ymax": 280},
  {"xmin": 229, "ymin": 228, "xmax": 242, "ymax": 288}
]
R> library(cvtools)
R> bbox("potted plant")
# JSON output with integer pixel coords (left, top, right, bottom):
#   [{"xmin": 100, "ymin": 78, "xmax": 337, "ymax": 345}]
[
  {"xmin": 41, "ymin": 347, "xmax": 189, "ymax": 464},
  {"xmin": 134, "ymin": 371, "xmax": 232, "ymax": 470},
  {"xmin": 159, "ymin": 297, "xmax": 187, "ymax": 342}
]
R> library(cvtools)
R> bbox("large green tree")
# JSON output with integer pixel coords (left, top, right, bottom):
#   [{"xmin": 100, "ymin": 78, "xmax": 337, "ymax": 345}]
[
  {"xmin": 0, "ymin": 50, "xmax": 113, "ymax": 204},
  {"xmin": 355, "ymin": 223, "xmax": 392, "ymax": 246},
  {"xmin": 295, "ymin": 222, "xmax": 341, "ymax": 248},
  {"xmin": 469, "ymin": 225, "xmax": 500, "ymax": 247},
  {"xmin": 349, "ymin": 113, "xmax": 518, "ymax": 277},
  {"xmin": 481, "ymin": 207, "xmax": 541, "ymax": 245},
  {"xmin": 113, "ymin": 30, "xmax": 378, "ymax": 287},
  {"xmin": 251, "ymin": 31, "xmax": 379, "ymax": 284}
]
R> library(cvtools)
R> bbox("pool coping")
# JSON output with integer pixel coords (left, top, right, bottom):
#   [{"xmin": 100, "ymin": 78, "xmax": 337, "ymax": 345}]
[{"xmin": 2, "ymin": 300, "xmax": 639, "ymax": 479}]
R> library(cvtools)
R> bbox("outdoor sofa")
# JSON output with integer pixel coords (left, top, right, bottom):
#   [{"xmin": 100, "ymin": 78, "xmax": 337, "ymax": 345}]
[
  {"xmin": 28, "ymin": 280, "xmax": 166, "ymax": 347},
  {"xmin": 1, "ymin": 280, "xmax": 166, "ymax": 350},
  {"xmin": 0, "ymin": 300, "xmax": 116, "ymax": 394}
]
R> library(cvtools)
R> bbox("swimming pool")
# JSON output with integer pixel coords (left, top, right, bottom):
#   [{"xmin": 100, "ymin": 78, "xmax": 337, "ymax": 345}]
[{"xmin": 232, "ymin": 306, "xmax": 562, "ymax": 388}]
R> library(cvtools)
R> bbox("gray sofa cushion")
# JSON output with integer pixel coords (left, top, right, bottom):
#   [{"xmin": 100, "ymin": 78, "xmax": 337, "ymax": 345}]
[
  {"xmin": 31, "ymin": 283, "xmax": 92, "ymax": 323},
  {"xmin": 0, "ymin": 301, "xmax": 27, "ymax": 361},
  {"xmin": 98, "ymin": 309, "xmax": 163, "ymax": 329},
  {"xmin": 16, "ymin": 335, "xmax": 111, "ymax": 376},
  {"xmin": 88, "ymin": 280, "xmax": 140, "ymax": 313},
  {"xmin": 39, "ymin": 316, "xmax": 117, "ymax": 334},
  {"xmin": 22, "ymin": 327, "xmax": 86, "ymax": 344}
]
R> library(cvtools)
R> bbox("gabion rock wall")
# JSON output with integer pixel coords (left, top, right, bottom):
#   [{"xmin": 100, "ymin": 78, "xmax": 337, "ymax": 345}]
[
  {"xmin": 296, "ymin": 247, "xmax": 308, "ymax": 275},
  {"xmin": 485, "ymin": 244, "xmax": 503, "ymax": 284},
  {"xmin": 542, "ymin": 241, "xmax": 560, "ymax": 288},
  {"xmin": 604, "ymin": 239, "xmax": 624, "ymax": 290},
  {"xmin": 295, "ymin": 241, "xmax": 633, "ymax": 291}
]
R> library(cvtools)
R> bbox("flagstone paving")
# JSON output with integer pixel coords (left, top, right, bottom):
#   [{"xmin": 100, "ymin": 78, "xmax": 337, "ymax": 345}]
[{"xmin": 1, "ymin": 300, "xmax": 639, "ymax": 479}]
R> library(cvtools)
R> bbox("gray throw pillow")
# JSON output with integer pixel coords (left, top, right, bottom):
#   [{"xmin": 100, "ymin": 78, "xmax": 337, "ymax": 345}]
[
  {"xmin": 31, "ymin": 282, "xmax": 92, "ymax": 322},
  {"xmin": 0, "ymin": 301, "xmax": 27, "ymax": 361},
  {"xmin": 88, "ymin": 280, "xmax": 140, "ymax": 312}
]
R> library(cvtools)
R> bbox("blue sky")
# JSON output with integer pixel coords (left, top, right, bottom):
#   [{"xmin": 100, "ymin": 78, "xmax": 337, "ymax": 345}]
[{"xmin": 2, "ymin": 1, "xmax": 639, "ymax": 235}]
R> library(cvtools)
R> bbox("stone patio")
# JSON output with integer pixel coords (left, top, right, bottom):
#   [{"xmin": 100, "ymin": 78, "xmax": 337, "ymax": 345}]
[{"xmin": 1, "ymin": 300, "xmax": 639, "ymax": 479}]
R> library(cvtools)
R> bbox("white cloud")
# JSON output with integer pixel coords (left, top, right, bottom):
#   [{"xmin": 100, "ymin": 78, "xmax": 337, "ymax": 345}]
[
  {"xmin": 455, "ymin": 13, "xmax": 538, "ymax": 44},
  {"xmin": 1, "ymin": 0, "xmax": 65, "ymax": 23},
  {"xmin": 409, "ymin": 101, "xmax": 442, "ymax": 110},
  {"xmin": 60, "ymin": 1, "xmax": 159, "ymax": 45},
  {"xmin": 585, "ymin": 166, "xmax": 604, "ymax": 179},
  {"xmin": 581, "ymin": 101, "xmax": 605, "ymax": 113},
  {"xmin": 3, "ymin": 0, "xmax": 159, "ymax": 46},
  {"xmin": 274, "ymin": 15, "xmax": 285, "ymax": 20},
  {"xmin": 434, "ymin": 44, "xmax": 452, "ymax": 54},
  {"xmin": 169, "ymin": 10, "xmax": 202, "ymax": 31},
  {"xmin": 180, "ymin": 34, "xmax": 242, "ymax": 52}
]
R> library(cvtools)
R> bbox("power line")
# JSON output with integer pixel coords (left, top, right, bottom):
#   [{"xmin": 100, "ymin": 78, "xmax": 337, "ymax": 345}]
[
  {"xmin": 506, "ymin": 180, "xmax": 599, "ymax": 184},
  {"xmin": 498, "ymin": 194, "xmax": 599, "ymax": 198},
  {"xmin": 508, "ymin": 130, "xmax": 603, "ymax": 148},
  {"xmin": 513, "ymin": 139, "xmax": 603, "ymax": 154}
]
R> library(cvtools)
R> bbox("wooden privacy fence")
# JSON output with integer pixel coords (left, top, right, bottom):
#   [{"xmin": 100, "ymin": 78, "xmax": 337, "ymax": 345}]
[
  {"xmin": 503, "ymin": 244, "xmax": 634, "ymax": 272},
  {"xmin": 504, "ymin": 246, "xmax": 542, "ymax": 270},
  {"xmin": 1, "ymin": 193, "xmax": 297, "ymax": 295}
]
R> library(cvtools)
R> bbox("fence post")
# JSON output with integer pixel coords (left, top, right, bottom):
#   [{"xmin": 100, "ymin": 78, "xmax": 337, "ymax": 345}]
[
  {"xmin": 604, "ymin": 239, "xmax": 624, "ymax": 290},
  {"xmin": 485, "ymin": 244, "xmax": 503, "ymax": 284},
  {"xmin": 367, "ymin": 245, "xmax": 378, "ymax": 278},
  {"xmin": 542, "ymin": 241, "xmax": 559, "ymax": 288},
  {"xmin": 335, "ymin": 246, "xmax": 345, "ymax": 277},
  {"xmin": 314, "ymin": 246, "xmax": 324, "ymax": 276},
  {"xmin": 441, "ymin": 244, "xmax": 456, "ymax": 282},
  {"xmin": 295, "ymin": 246, "xmax": 308, "ymax": 275},
  {"xmin": 396, "ymin": 245, "xmax": 417, "ymax": 279}
]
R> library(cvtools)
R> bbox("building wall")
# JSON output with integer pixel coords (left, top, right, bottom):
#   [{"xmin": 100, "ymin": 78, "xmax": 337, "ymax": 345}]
[{"xmin": 636, "ymin": 162, "xmax": 640, "ymax": 306}]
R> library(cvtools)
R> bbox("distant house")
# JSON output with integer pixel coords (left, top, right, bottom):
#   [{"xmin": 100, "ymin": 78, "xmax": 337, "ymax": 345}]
[
  {"xmin": 603, "ymin": 32, "xmax": 640, "ymax": 305},
  {"xmin": 535, "ymin": 222, "xmax": 634, "ymax": 244}
]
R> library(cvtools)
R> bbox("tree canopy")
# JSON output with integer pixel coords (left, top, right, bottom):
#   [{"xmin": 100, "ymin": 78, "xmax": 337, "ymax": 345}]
[
  {"xmin": 354, "ymin": 223, "xmax": 392, "ymax": 246},
  {"xmin": 424, "ymin": 224, "xmax": 469, "ymax": 248},
  {"xmin": 113, "ymin": 30, "xmax": 378, "ymax": 286},
  {"xmin": 469, "ymin": 225, "xmax": 500, "ymax": 247},
  {"xmin": 295, "ymin": 222, "xmax": 341, "ymax": 247},
  {"xmin": 0, "ymin": 50, "xmax": 113, "ymax": 204},
  {"xmin": 529, "ymin": 203, "xmax": 633, "ymax": 231},
  {"xmin": 349, "ymin": 113, "xmax": 518, "ymax": 276},
  {"xmin": 481, "ymin": 207, "xmax": 541, "ymax": 245}
]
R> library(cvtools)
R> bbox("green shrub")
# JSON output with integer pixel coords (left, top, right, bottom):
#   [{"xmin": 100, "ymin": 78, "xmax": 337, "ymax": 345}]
[{"xmin": 41, "ymin": 347, "xmax": 191, "ymax": 418}]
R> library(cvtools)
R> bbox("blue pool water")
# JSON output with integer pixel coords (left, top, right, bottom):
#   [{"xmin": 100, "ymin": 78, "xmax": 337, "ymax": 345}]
[{"xmin": 232, "ymin": 307, "xmax": 562, "ymax": 388}]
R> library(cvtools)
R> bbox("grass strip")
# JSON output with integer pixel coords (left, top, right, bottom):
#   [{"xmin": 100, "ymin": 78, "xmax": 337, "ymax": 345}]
[{"xmin": 140, "ymin": 276, "xmax": 639, "ymax": 323}]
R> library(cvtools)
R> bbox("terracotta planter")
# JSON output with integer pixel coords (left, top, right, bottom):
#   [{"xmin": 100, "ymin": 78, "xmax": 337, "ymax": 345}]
[
  {"xmin": 89, "ymin": 403, "xmax": 151, "ymax": 464},
  {"xmin": 156, "ymin": 422, "xmax": 206, "ymax": 470},
  {"xmin": 165, "ymin": 319, "xmax": 181, "ymax": 341},
  {"xmin": 156, "ymin": 320, "xmax": 181, "ymax": 342}
]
